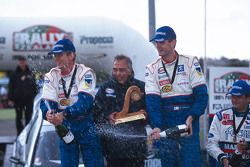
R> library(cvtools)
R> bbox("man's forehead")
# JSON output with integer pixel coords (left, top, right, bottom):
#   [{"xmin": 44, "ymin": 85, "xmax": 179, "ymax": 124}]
[{"xmin": 113, "ymin": 62, "xmax": 129, "ymax": 68}]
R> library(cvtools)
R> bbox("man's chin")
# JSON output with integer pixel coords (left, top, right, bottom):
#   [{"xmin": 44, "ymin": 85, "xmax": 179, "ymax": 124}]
[{"xmin": 117, "ymin": 80, "xmax": 125, "ymax": 84}]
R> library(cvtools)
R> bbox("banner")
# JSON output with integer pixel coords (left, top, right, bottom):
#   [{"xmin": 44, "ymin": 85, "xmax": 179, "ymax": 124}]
[{"xmin": 209, "ymin": 67, "xmax": 250, "ymax": 114}]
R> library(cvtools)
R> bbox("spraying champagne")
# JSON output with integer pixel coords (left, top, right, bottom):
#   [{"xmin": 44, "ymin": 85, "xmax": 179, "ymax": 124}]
[
  {"xmin": 44, "ymin": 100, "xmax": 74, "ymax": 144},
  {"xmin": 159, "ymin": 124, "xmax": 189, "ymax": 138}
]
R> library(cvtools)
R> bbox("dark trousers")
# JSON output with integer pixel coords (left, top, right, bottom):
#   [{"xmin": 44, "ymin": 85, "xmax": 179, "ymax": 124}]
[
  {"xmin": 14, "ymin": 99, "xmax": 33, "ymax": 135},
  {"xmin": 106, "ymin": 158, "xmax": 144, "ymax": 167}
]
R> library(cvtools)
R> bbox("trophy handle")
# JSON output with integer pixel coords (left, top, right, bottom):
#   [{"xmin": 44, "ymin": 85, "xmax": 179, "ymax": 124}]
[{"xmin": 115, "ymin": 86, "xmax": 146, "ymax": 119}]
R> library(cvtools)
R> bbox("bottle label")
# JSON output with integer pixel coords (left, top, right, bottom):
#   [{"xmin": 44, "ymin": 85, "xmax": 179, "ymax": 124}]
[
  {"xmin": 177, "ymin": 124, "xmax": 187, "ymax": 130},
  {"xmin": 180, "ymin": 131, "xmax": 189, "ymax": 137},
  {"xmin": 62, "ymin": 131, "xmax": 74, "ymax": 144}
]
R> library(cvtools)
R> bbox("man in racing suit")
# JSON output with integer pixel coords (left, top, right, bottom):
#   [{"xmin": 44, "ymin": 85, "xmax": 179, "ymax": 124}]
[
  {"xmin": 146, "ymin": 26, "xmax": 208, "ymax": 167},
  {"xmin": 40, "ymin": 39, "xmax": 104, "ymax": 167},
  {"xmin": 207, "ymin": 80, "xmax": 250, "ymax": 167},
  {"xmin": 94, "ymin": 55, "xmax": 147, "ymax": 167}
]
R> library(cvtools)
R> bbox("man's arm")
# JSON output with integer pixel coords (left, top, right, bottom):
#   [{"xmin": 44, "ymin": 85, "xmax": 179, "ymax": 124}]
[
  {"xmin": 207, "ymin": 112, "xmax": 228, "ymax": 164},
  {"xmin": 189, "ymin": 84, "xmax": 208, "ymax": 119},
  {"xmin": 145, "ymin": 66, "xmax": 163, "ymax": 129},
  {"xmin": 63, "ymin": 92, "xmax": 94, "ymax": 119},
  {"xmin": 8, "ymin": 74, "xmax": 15, "ymax": 102},
  {"xmin": 40, "ymin": 73, "xmax": 58, "ymax": 119},
  {"xmin": 189, "ymin": 57, "xmax": 208, "ymax": 119},
  {"xmin": 40, "ymin": 99, "xmax": 58, "ymax": 120}
]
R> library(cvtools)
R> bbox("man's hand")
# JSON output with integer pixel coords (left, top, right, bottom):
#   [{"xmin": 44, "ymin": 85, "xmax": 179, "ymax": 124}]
[
  {"xmin": 221, "ymin": 157, "xmax": 229, "ymax": 167},
  {"xmin": 237, "ymin": 138, "xmax": 247, "ymax": 153},
  {"xmin": 150, "ymin": 128, "xmax": 161, "ymax": 140},
  {"xmin": 46, "ymin": 110, "xmax": 54, "ymax": 122},
  {"xmin": 46, "ymin": 110, "xmax": 64, "ymax": 126},
  {"xmin": 185, "ymin": 116, "xmax": 193, "ymax": 136},
  {"xmin": 54, "ymin": 112, "xmax": 64, "ymax": 125},
  {"xmin": 108, "ymin": 112, "xmax": 118, "ymax": 125}
]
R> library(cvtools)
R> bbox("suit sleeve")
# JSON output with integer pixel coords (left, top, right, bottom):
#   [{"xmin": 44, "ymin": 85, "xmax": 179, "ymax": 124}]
[
  {"xmin": 40, "ymin": 74, "xmax": 59, "ymax": 119},
  {"xmin": 145, "ymin": 66, "xmax": 163, "ymax": 129},
  {"xmin": 206, "ymin": 112, "xmax": 227, "ymax": 162},
  {"xmin": 41, "ymin": 75, "xmax": 58, "ymax": 101},
  {"xmin": 189, "ymin": 57, "xmax": 208, "ymax": 118}
]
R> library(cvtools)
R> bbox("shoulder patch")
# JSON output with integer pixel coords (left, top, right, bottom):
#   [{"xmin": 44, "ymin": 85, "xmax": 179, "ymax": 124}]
[
  {"xmin": 146, "ymin": 58, "xmax": 161, "ymax": 74},
  {"xmin": 208, "ymin": 133, "xmax": 214, "ymax": 138},
  {"xmin": 45, "ymin": 68, "xmax": 59, "ymax": 82},
  {"xmin": 216, "ymin": 111, "xmax": 223, "ymax": 121}
]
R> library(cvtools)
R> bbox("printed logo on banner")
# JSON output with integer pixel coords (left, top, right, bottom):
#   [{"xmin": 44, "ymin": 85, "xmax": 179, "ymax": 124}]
[
  {"xmin": 214, "ymin": 72, "xmax": 250, "ymax": 93},
  {"xmin": 13, "ymin": 25, "xmax": 73, "ymax": 51},
  {"xmin": 209, "ymin": 67, "xmax": 250, "ymax": 116}
]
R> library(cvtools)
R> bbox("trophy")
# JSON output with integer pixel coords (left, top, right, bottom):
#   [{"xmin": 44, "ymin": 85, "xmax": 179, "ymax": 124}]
[{"xmin": 114, "ymin": 85, "xmax": 146, "ymax": 124}]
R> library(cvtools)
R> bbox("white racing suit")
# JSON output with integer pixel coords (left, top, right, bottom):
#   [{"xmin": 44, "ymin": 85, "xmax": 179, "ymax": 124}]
[
  {"xmin": 40, "ymin": 63, "xmax": 104, "ymax": 167},
  {"xmin": 145, "ymin": 53, "xmax": 208, "ymax": 167},
  {"xmin": 207, "ymin": 107, "xmax": 250, "ymax": 167}
]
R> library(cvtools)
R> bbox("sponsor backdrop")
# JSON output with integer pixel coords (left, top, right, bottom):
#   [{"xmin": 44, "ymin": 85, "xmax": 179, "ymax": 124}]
[{"xmin": 209, "ymin": 67, "xmax": 250, "ymax": 115}]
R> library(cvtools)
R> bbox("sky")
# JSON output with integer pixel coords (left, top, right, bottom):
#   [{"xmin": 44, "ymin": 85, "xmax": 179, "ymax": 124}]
[{"xmin": 0, "ymin": 0, "xmax": 250, "ymax": 60}]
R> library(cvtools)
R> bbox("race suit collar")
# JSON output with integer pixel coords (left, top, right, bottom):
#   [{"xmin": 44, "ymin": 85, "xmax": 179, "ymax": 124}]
[{"xmin": 232, "ymin": 106, "xmax": 249, "ymax": 117}]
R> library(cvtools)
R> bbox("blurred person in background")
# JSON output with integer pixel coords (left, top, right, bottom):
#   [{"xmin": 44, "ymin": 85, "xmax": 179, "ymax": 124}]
[{"xmin": 8, "ymin": 56, "xmax": 38, "ymax": 135}]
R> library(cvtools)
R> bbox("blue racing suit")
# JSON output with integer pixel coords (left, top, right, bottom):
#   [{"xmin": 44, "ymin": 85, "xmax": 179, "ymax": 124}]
[
  {"xmin": 40, "ymin": 64, "xmax": 104, "ymax": 167},
  {"xmin": 145, "ymin": 53, "xmax": 208, "ymax": 167}
]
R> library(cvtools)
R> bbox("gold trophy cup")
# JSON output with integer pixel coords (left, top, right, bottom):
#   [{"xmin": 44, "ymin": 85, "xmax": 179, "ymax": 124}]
[{"xmin": 114, "ymin": 86, "xmax": 146, "ymax": 124}]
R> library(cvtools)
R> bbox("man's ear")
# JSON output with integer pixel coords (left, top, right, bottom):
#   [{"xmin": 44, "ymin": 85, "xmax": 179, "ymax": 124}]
[
  {"xmin": 246, "ymin": 95, "xmax": 250, "ymax": 103},
  {"xmin": 68, "ymin": 52, "xmax": 75, "ymax": 61}
]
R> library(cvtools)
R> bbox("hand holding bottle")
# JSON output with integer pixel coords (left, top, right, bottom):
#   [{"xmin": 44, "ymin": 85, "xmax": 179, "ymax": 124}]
[
  {"xmin": 44, "ymin": 99, "xmax": 74, "ymax": 144},
  {"xmin": 237, "ymin": 138, "xmax": 248, "ymax": 153},
  {"xmin": 229, "ymin": 139, "xmax": 245, "ymax": 167},
  {"xmin": 149, "ymin": 128, "xmax": 161, "ymax": 140},
  {"xmin": 45, "ymin": 106, "xmax": 63, "ymax": 126}
]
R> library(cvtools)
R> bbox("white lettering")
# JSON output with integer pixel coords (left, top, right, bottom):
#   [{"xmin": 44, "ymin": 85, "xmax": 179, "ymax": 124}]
[
  {"xmin": 14, "ymin": 32, "xmax": 69, "ymax": 51},
  {"xmin": 144, "ymin": 159, "xmax": 161, "ymax": 167}
]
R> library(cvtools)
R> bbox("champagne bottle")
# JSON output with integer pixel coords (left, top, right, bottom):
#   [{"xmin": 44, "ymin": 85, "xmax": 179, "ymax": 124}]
[
  {"xmin": 55, "ymin": 124, "xmax": 74, "ymax": 144},
  {"xmin": 44, "ymin": 100, "xmax": 74, "ymax": 144},
  {"xmin": 229, "ymin": 148, "xmax": 242, "ymax": 167},
  {"xmin": 159, "ymin": 124, "xmax": 189, "ymax": 138},
  {"xmin": 229, "ymin": 138, "xmax": 246, "ymax": 167}
]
